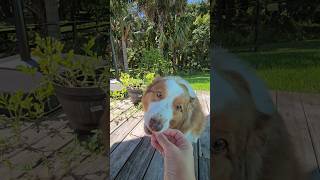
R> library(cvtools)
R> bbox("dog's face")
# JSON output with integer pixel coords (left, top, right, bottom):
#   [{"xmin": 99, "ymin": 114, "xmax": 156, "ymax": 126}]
[
  {"xmin": 142, "ymin": 76, "xmax": 199, "ymax": 136},
  {"xmin": 212, "ymin": 69, "xmax": 274, "ymax": 180}
]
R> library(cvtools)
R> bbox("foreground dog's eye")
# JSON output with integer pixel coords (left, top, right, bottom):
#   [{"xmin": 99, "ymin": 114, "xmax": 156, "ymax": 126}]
[
  {"xmin": 176, "ymin": 105, "xmax": 182, "ymax": 111},
  {"xmin": 156, "ymin": 92, "xmax": 162, "ymax": 98},
  {"xmin": 213, "ymin": 138, "xmax": 228, "ymax": 154}
]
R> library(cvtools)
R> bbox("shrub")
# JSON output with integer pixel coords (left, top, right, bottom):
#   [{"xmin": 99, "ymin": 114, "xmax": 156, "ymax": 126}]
[{"xmin": 139, "ymin": 48, "xmax": 172, "ymax": 76}]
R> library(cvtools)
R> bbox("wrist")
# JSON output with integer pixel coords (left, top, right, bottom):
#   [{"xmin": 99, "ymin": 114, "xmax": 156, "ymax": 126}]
[{"xmin": 164, "ymin": 157, "xmax": 195, "ymax": 180}]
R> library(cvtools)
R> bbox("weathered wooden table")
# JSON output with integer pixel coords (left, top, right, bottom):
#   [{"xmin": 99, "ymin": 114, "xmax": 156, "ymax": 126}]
[{"xmin": 110, "ymin": 91, "xmax": 211, "ymax": 180}]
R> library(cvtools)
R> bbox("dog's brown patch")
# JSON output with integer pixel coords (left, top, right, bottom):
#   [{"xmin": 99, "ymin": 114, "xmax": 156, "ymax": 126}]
[{"xmin": 142, "ymin": 77, "xmax": 167, "ymax": 112}]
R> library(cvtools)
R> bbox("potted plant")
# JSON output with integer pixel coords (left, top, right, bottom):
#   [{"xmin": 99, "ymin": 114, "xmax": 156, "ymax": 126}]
[
  {"xmin": 28, "ymin": 35, "xmax": 108, "ymax": 133},
  {"xmin": 119, "ymin": 72, "xmax": 155, "ymax": 105}
]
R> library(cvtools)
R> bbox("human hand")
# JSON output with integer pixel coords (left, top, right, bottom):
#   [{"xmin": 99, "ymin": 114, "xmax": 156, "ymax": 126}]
[{"xmin": 151, "ymin": 129, "xmax": 196, "ymax": 180}]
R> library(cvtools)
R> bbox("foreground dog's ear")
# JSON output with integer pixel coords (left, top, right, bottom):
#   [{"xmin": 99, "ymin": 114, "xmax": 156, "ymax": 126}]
[{"xmin": 214, "ymin": 48, "xmax": 276, "ymax": 115}]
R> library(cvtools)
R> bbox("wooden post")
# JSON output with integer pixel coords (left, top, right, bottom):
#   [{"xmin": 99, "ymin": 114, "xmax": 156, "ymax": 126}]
[
  {"xmin": 13, "ymin": 0, "xmax": 30, "ymax": 61},
  {"xmin": 44, "ymin": 0, "xmax": 60, "ymax": 39},
  {"xmin": 72, "ymin": 0, "xmax": 78, "ymax": 48},
  {"xmin": 253, "ymin": 0, "xmax": 260, "ymax": 52}
]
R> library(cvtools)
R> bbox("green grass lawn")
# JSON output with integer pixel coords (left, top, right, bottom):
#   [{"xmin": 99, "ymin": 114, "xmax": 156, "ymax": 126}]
[
  {"xmin": 180, "ymin": 72, "xmax": 210, "ymax": 91},
  {"xmin": 236, "ymin": 40, "xmax": 320, "ymax": 93}
]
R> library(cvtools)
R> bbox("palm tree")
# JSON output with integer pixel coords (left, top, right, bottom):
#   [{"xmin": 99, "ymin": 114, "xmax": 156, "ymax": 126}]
[
  {"xmin": 135, "ymin": 0, "xmax": 187, "ymax": 55},
  {"xmin": 111, "ymin": 0, "xmax": 134, "ymax": 72}
]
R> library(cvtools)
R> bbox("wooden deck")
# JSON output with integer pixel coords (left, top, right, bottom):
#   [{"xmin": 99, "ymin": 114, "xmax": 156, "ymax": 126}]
[
  {"xmin": 110, "ymin": 91, "xmax": 210, "ymax": 180},
  {"xmin": 1, "ymin": 90, "xmax": 320, "ymax": 179},
  {"xmin": 0, "ymin": 111, "xmax": 109, "ymax": 180},
  {"xmin": 270, "ymin": 91, "xmax": 320, "ymax": 175}
]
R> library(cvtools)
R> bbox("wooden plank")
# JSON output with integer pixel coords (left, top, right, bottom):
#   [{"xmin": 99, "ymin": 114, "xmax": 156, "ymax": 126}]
[
  {"xmin": 277, "ymin": 91, "xmax": 318, "ymax": 173},
  {"xmin": 193, "ymin": 142, "xmax": 199, "ymax": 180},
  {"xmin": 110, "ymin": 109, "xmax": 143, "ymax": 133},
  {"xmin": 199, "ymin": 118, "xmax": 210, "ymax": 159},
  {"xmin": 143, "ymin": 151, "xmax": 164, "ymax": 180},
  {"xmin": 115, "ymin": 137, "xmax": 155, "ymax": 180},
  {"xmin": 20, "ymin": 140, "xmax": 90, "ymax": 180},
  {"xmin": 198, "ymin": 91, "xmax": 210, "ymax": 180},
  {"xmin": 110, "ymin": 115, "xmax": 143, "ymax": 153},
  {"xmin": 300, "ymin": 93, "xmax": 320, "ymax": 168},
  {"xmin": 0, "ymin": 122, "xmax": 32, "ymax": 139},
  {"xmin": 2, "ymin": 120, "xmax": 66, "ymax": 160},
  {"xmin": 110, "ymin": 100, "xmax": 133, "ymax": 121},
  {"xmin": 198, "ymin": 157, "xmax": 210, "ymax": 180},
  {"xmin": 110, "ymin": 134, "xmax": 143, "ymax": 179},
  {"xmin": 72, "ymin": 152, "xmax": 109, "ymax": 180},
  {"xmin": 0, "ymin": 124, "xmax": 74, "ymax": 179},
  {"xmin": 130, "ymin": 119, "xmax": 146, "ymax": 138},
  {"xmin": 110, "ymin": 120, "xmax": 144, "ymax": 179}
]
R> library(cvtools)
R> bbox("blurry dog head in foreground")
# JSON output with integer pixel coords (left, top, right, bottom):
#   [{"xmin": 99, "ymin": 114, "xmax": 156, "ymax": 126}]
[
  {"xmin": 212, "ymin": 48, "xmax": 305, "ymax": 180},
  {"xmin": 142, "ymin": 76, "xmax": 206, "ymax": 142}
]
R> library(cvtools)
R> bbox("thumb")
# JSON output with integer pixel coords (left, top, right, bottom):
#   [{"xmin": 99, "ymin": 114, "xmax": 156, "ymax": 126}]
[{"xmin": 155, "ymin": 133, "xmax": 174, "ymax": 151}]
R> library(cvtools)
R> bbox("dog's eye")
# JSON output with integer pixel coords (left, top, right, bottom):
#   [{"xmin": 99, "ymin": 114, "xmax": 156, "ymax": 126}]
[
  {"xmin": 213, "ymin": 138, "xmax": 228, "ymax": 154},
  {"xmin": 156, "ymin": 92, "xmax": 162, "ymax": 98},
  {"xmin": 176, "ymin": 105, "xmax": 182, "ymax": 111}
]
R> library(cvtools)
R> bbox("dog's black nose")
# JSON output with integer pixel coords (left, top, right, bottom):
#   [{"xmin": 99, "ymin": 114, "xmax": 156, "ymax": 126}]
[{"xmin": 149, "ymin": 118, "xmax": 163, "ymax": 132}]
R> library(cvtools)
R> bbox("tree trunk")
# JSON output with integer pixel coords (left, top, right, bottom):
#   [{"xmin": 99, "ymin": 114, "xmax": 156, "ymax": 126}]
[
  {"xmin": 158, "ymin": 10, "xmax": 164, "ymax": 56},
  {"xmin": 121, "ymin": 32, "xmax": 129, "ymax": 72},
  {"xmin": 44, "ymin": 0, "xmax": 60, "ymax": 39},
  {"xmin": 111, "ymin": 31, "xmax": 120, "ymax": 80}
]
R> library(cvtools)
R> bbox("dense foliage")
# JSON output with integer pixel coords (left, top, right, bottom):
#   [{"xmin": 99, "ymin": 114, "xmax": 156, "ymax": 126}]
[
  {"xmin": 212, "ymin": 0, "xmax": 320, "ymax": 48},
  {"xmin": 111, "ymin": 0, "xmax": 210, "ymax": 74}
]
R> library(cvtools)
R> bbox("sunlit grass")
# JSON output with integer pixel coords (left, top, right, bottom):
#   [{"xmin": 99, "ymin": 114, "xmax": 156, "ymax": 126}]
[
  {"xmin": 236, "ymin": 41, "xmax": 320, "ymax": 93},
  {"xmin": 180, "ymin": 72, "xmax": 210, "ymax": 91}
]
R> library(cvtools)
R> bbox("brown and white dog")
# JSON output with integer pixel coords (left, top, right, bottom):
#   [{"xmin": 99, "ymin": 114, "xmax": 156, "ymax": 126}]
[
  {"xmin": 142, "ymin": 76, "xmax": 206, "ymax": 143},
  {"xmin": 212, "ymin": 48, "xmax": 306, "ymax": 180}
]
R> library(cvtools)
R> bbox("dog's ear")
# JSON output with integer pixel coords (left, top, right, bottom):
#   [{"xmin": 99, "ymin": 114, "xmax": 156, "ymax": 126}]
[
  {"xmin": 189, "ymin": 97, "xmax": 206, "ymax": 137},
  {"xmin": 214, "ymin": 49, "xmax": 276, "ymax": 115},
  {"xmin": 172, "ymin": 76, "xmax": 197, "ymax": 98}
]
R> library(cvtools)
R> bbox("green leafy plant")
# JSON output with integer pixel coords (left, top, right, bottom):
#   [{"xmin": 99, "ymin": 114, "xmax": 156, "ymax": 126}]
[
  {"xmin": 120, "ymin": 72, "xmax": 143, "ymax": 90},
  {"xmin": 24, "ymin": 34, "xmax": 108, "ymax": 88},
  {"xmin": 110, "ymin": 89, "xmax": 127, "ymax": 100},
  {"xmin": 0, "ymin": 85, "xmax": 52, "ymax": 139},
  {"xmin": 120, "ymin": 72, "xmax": 156, "ymax": 91},
  {"xmin": 144, "ymin": 72, "xmax": 156, "ymax": 86},
  {"xmin": 79, "ymin": 129, "xmax": 105, "ymax": 154}
]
